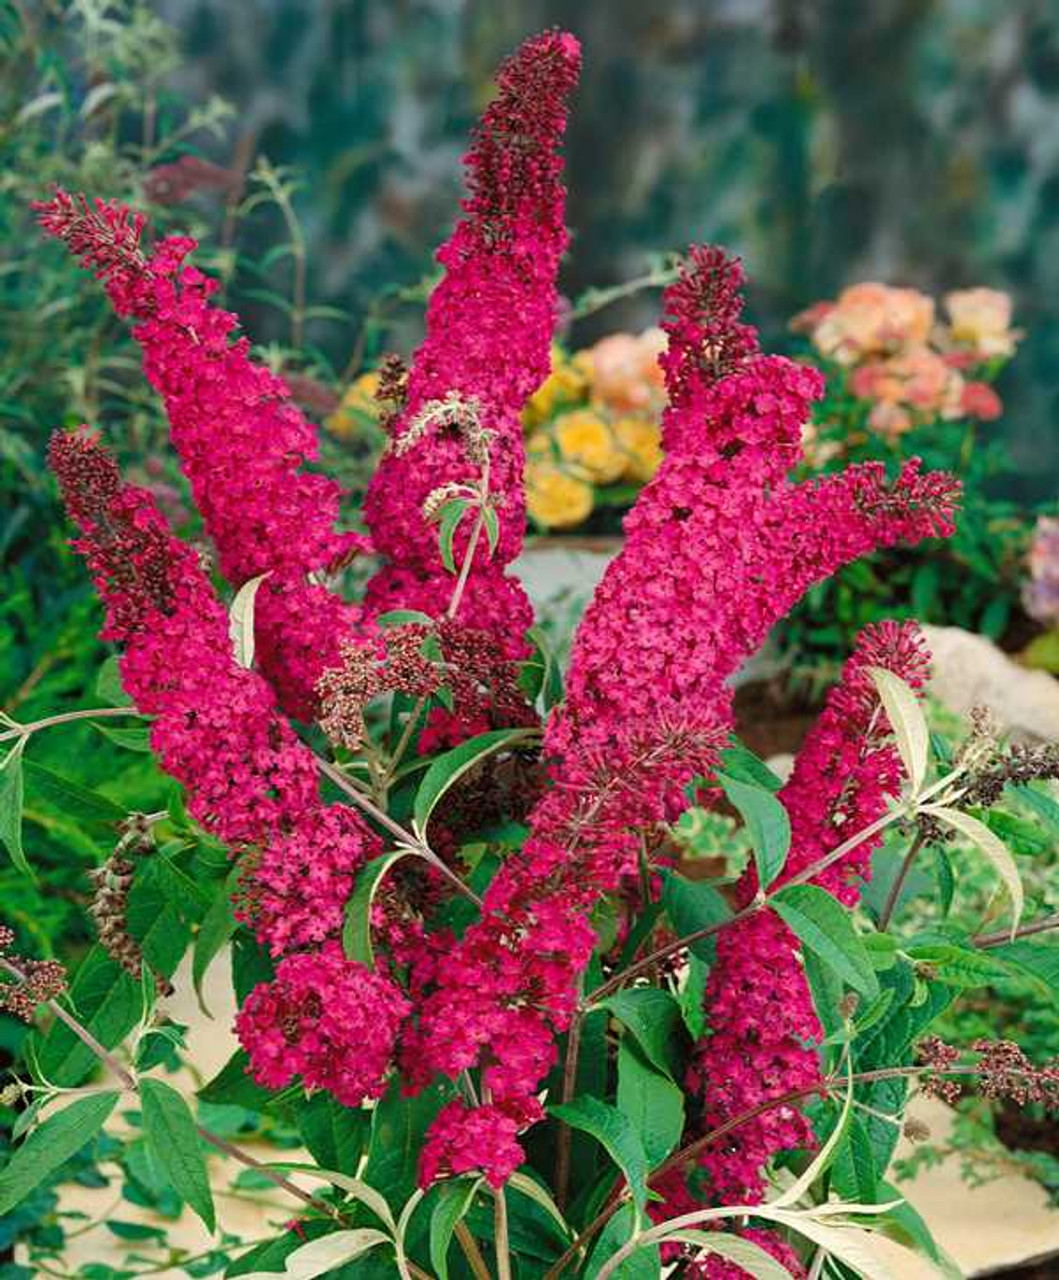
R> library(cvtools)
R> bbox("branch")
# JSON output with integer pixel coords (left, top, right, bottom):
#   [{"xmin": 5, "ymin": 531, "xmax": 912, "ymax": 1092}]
[
  {"xmin": 540, "ymin": 1061, "xmax": 997, "ymax": 1279},
  {"xmin": 585, "ymin": 806, "xmax": 899, "ymax": 1006},
  {"xmin": 316, "ymin": 755, "xmax": 484, "ymax": 907},
  {"xmin": 0, "ymin": 704, "xmax": 144, "ymax": 745},
  {"xmin": 975, "ymin": 913, "xmax": 1059, "ymax": 950},
  {"xmin": 877, "ymin": 830, "xmax": 926, "ymax": 931}
]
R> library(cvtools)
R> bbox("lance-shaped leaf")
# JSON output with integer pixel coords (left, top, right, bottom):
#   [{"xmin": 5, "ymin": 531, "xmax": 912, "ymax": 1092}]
[
  {"xmin": 343, "ymin": 849, "xmax": 414, "ymax": 968},
  {"xmin": 139, "ymin": 1078, "xmax": 215, "ymax": 1232},
  {"xmin": 228, "ymin": 571, "xmax": 271, "ymax": 669},
  {"xmin": 772, "ymin": 884, "xmax": 879, "ymax": 999},
  {"xmin": 412, "ymin": 726, "xmax": 537, "ymax": 840},
  {"xmin": 868, "ymin": 667, "xmax": 928, "ymax": 796},
  {"xmin": 718, "ymin": 771, "xmax": 791, "ymax": 888},
  {"xmin": 0, "ymin": 1090, "xmax": 119, "ymax": 1215},
  {"xmin": 921, "ymin": 805, "xmax": 1024, "ymax": 938}
]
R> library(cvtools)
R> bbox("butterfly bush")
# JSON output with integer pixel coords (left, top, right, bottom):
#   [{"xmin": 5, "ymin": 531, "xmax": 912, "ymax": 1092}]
[
  {"xmin": 362, "ymin": 29, "xmax": 580, "ymax": 659},
  {"xmin": 37, "ymin": 27, "xmax": 971, "ymax": 1277}
]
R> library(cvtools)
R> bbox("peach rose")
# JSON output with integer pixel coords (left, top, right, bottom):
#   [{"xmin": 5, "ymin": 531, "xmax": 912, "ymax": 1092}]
[
  {"xmin": 812, "ymin": 282, "xmax": 935, "ymax": 364},
  {"xmin": 577, "ymin": 327, "xmax": 667, "ymax": 412}
]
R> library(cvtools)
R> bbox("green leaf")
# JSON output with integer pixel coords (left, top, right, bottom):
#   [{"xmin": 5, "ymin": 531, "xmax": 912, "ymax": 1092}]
[
  {"xmin": 198, "ymin": 1049, "xmax": 273, "ymax": 1111},
  {"xmin": 412, "ymin": 727, "xmax": 536, "ymax": 839},
  {"xmin": 0, "ymin": 1090, "xmax": 119, "ymax": 1215},
  {"xmin": 548, "ymin": 1096, "xmax": 649, "ymax": 1211},
  {"xmin": 295, "ymin": 1092, "xmax": 367, "ymax": 1176},
  {"xmin": 375, "ymin": 609, "xmax": 437, "ymax": 629},
  {"xmin": 991, "ymin": 939, "xmax": 1059, "ymax": 994},
  {"xmin": 922, "ymin": 805, "xmax": 1024, "ymax": 937},
  {"xmin": 585, "ymin": 1203, "xmax": 660, "ymax": 1279},
  {"xmin": 0, "ymin": 740, "xmax": 30, "ymax": 877},
  {"xmin": 139, "ymin": 1077, "xmax": 215, "ymax": 1232},
  {"xmin": 616, "ymin": 1040, "xmax": 684, "ymax": 1168},
  {"xmin": 343, "ymin": 849, "xmax": 411, "ymax": 967},
  {"xmin": 1014, "ymin": 783, "xmax": 1059, "ymax": 834},
  {"xmin": 192, "ymin": 865, "xmax": 240, "ymax": 1013},
  {"xmin": 771, "ymin": 884, "xmax": 879, "ymax": 999},
  {"xmin": 905, "ymin": 943, "xmax": 1014, "ymax": 989},
  {"xmin": 594, "ymin": 988, "xmax": 687, "ymax": 1080},
  {"xmin": 236, "ymin": 1229, "xmax": 391, "ymax": 1280},
  {"xmin": 126, "ymin": 860, "xmax": 191, "ymax": 979},
  {"xmin": 482, "ymin": 506, "xmax": 500, "ymax": 556},
  {"xmin": 717, "ymin": 772, "xmax": 790, "ymax": 889},
  {"xmin": 429, "ymin": 1178, "xmax": 482, "ymax": 1280},
  {"xmin": 718, "ymin": 740, "xmax": 783, "ymax": 792},
  {"xmin": 436, "ymin": 499, "xmax": 470, "ymax": 574},
  {"xmin": 96, "ymin": 655, "xmax": 132, "ymax": 706},
  {"xmin": 364, "ymin": 1079, "xmax": 454, "ymax": 1211},
  {"xmin": 867, "ymin": 666, "xmax": 928, "ymax": 795},
  {"xmin": 35, "ymin": 947, "xmax": 142, "ymax": 1086},
  {"xmin": 803, "ymin": 943, "xmax": 845, "ymax": 1039},
  {"xmin": 660, "ymin": 869, "xmax": 731, "ymax": 963},
  {"xmin": 92, "ymin": 722, "xmax": 152, "ymax": 752},
  {"xmin": 228, "ymin": 572, "xmax": 271, "ymax": 669},
  {"xmin": 23, "ymin": 760, "xmax": 125, "ymax": 827}
]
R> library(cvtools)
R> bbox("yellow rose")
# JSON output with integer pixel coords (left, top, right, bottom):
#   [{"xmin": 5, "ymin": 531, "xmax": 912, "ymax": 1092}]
[
  {"xmin": 613, "ymin": 415, "xmax": 663, "ymax": 483},
  {"xmin": 325, "ymin": 370, "xmax": 381, "ymax": 439},
  {"xmin": 554, "ymin": 409, "xmax": 626, "ymax": 484},
  {"xmin": 523, "ymin": 344, "xmax": 588, "ymax": 428},
  {"xmin": 944, "ymin": 287, "xmax": 1018, "ymax": 359},
  {"xmin": 525, "ymin": 459, "xmax": 593, "ymax": 530}
]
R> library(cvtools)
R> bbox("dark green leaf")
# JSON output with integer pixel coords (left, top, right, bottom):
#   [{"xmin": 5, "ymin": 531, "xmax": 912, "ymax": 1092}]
[
  {"xmin": 717, "ymin": 772, "xmax": 790, "ymax": 889},
  {"xmin": 140, "ymin": 1078, "xmax": 215, "ymax": 1232},
  {"xmin": 771, "ymin": 884, "xmax": 879, "ymax": 999},
  {"xmin": 659, "ymin": 869, "xmax": 731, "ymax": 963},
  {"xmin": 616, "ymin": 1040, "xmax": 684, "ymax": 1168},
  {"xmin": 35, "ymin": 948, "xmax": 142, "ymax": 1086},
  {"xmin": 429, "ymin": 1178, "xmax": 481, "ymax": 1280},
  {"xmin": 198, "ymin": 1049, "xmax": 272, "ymax": 1112},
  {"xmin": 413, "ymin": 727, "xmax": 536, "ymax": 839},
  {"xmin": 718, "ymin": 740, "xmax": 783, "ymax": 792},
  {"xmin": 364, "ymin": 1079, "xmax": 454, "ymax": 1210},
  {"xmin": 343, "ymin": 849, "xmax": 410, "ymax": 967},
  {"xmin": 96, "ymin": 655, "xmax": 131, "ymax": 707},
  {"xmin": 192, "ymin": 866, "xmax": 240, "ymax": 1012},
  {"xmin": 295, "ymin": 1092, "xmax": 367, "ymax": 1175},
  {"xmin": 584, "ymin": 1202, "xmax": 660, "ymax": 1279},
  {"xmin": 905, "ymin": 943, "xmax": 1014, "ymax": 989},
  {"xmin": 991, "ymin": 940, "xmax": 1059, "ymax": 994},
  {"xmin": 91, "ymin": 723, "xmax": 152, "ymax": 752},
  {"xmin": 125, "ymin": 861, "xmax": 191, "ymax": 980},
  {"xmin": 595, "ymin": 987, "xmax": 687, "ymax": 1080},
  {"xmin": 0, "ymin": 743, "xmax": 30, "ymax": 877},
  {"xmin": 436, "ymin": 499, "xmax": 469, "ymax": 574},
  {"xmin": 24, "ymin": 760, "xmax": 124, "ymax": 827},
  {"xmin": 0, "ymin": 1091, "xmax": 119, "ymax": 1215},
  {"xmin": 549, "ymin": 1096, "xmax": 649, "ymax": 1211}
]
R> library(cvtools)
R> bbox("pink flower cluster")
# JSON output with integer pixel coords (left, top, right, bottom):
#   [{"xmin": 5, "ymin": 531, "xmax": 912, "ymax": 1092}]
[
  {"xmin": 36, "ymin": 192, "xmax": 364, "ymax": 722},
  {"xmin": 362, "ymin": 31, "xmax": 581, "ymax": 655},
  {"xmin": 48, "ymin": 430, "xmax": 405, "ymax": 1097},
  {"xmin": 408, "ymin": 252, "xmax": 957, "ymax": 1187},
  {"xmin": 236, "ymin": 940, "xmax": 409, "ymax": 1106},
  {"xmin": 675, "ymin": 622, "xmax": 930, "ymax": 1218}
]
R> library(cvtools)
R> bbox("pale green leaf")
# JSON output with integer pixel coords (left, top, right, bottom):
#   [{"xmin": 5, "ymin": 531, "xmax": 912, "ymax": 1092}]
[
  {"xmin": 228, "ymin": 572, "xmax": 271, "ymax": 669},
  {"xmin": 868, "ymin": 667, "xmax": 928, "ymax": 795},
  {"xmin": 923, "ymin": 805, "xmax": 1024, "ymax": 937}
]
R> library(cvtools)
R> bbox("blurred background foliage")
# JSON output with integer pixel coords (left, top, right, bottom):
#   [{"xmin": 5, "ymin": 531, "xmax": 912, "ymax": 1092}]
[{"xmin": 148, "ymin": 0, "xmax": 1059, "ymax": 501}]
